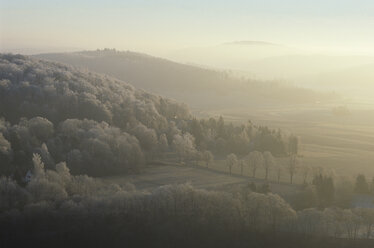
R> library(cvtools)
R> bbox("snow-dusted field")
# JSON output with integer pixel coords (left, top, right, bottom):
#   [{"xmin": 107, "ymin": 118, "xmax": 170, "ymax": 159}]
[
  {"xmin": 103, "ymin": 163, "xmax": 302, "ymax": 200},
  {"xmin": 201, "ymin": 106, "xmax": 374, "ymax": 178}
]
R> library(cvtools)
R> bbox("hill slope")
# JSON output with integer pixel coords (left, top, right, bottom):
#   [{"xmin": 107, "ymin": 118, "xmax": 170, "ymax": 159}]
[
  {"xmin": 0, "ymin": 54, "xmax": 190, "ymax": 176},
  {"xmin": 0, "ymin": 54, "xmax": 293, "ymax": 177},
  {"xmin": 34, "ymin": 49, "xmax": 336, "ymax": 109}
]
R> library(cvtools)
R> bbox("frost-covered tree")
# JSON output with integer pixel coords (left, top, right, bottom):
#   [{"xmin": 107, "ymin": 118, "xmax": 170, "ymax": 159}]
[
  {"xmin": 131, "ymin": 123, "xmax": 158, "ymax": 152},
  {"xmin": 172, "ymin": 133, "xmax": 196, "ymax": 163},
  {"xmin": 297, "ymin": 208, "xmax": 326, "ymax": 236},
  {"xmin": 300, "ymin": 165, "xmax": 311, "ymax": 184},
  {"xmin": 239, "ymin": 159, "xmax": 245, "ymax": 175},
  {"xmin": 0, "ymin": 133, "xmax": 11, "ymax": 155},
  {"xmin": 202, "ymin": 150, "xmax": 214, "ymax": 168},
  {"xmin": 288, "ymin": 154, "xmax": 298, "ymax": 184},
  {"xmin": 263, "ymin": 151, "xmax": 275, "ymax": 180},
  {"xmin": 242, "ymin": 192, "xmax": 296, "ymax": 233},
  {"xmin": 355, "ymin": 208, "xmax": 374, "ymax": 239},
  {"xmin": 248, "ymin": 151, "xmax": 264, "ymax": 178},
  {"xmin": 342, "ymin": 209, "xmax": 362, "ymax": 240},
  {"xmin": 226, "ymin": 153, "xmax": 237, "ymax": 175},
  {"xmin": 275, "ymin": 163, "xmax": 283, "ymax": 183},
  {"xmin": 0, "ymin": 54, "xmax": 294, "ymax": 178}
]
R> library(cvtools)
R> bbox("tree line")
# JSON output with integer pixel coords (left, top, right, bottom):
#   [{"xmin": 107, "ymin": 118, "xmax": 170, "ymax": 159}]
[{"xmin": 1, "ymin": 154, "xmax": 374, "ymax": 247}]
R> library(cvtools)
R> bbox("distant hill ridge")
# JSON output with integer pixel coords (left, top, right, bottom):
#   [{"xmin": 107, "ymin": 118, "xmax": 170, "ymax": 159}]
[
  {"xmin": 34, "ymin": 49, "xmax": 337, "ymax": 109},
  {"xmin": 223, "ymin": 40, "xmax": 281, "ymax": 46}
]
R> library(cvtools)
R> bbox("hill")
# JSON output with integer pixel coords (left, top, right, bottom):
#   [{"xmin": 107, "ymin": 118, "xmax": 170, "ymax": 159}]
[
  {"xmin": 34, "ymin": 49, "xmax": 336, "ymax": 109},
  {"xmin": 222, "ymin": 40, "xmax": 281, "ymax": 46},
  {"xmin": 0, "ymin": 54, "xmax": 293, "ymax": 177},
  {"xmin": 0, "ymin": 54, "xmax": 190, "ymax": 176}
]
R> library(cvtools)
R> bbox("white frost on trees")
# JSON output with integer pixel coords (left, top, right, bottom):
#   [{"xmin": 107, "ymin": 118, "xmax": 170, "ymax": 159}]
[
  {"xmin": 226, "ymin": 153, "xmax": 237, "ymax": 175},
  {"xmin": 172, "ymin": 133, "xmax": 197, "ymax": 163},
  {"xmin": 263, "ymin": 151, "xmax": 275, "ymax": 180},
  {"xmin": 248, "ymin": 151, "xmax": 264, "ymax": 178}
]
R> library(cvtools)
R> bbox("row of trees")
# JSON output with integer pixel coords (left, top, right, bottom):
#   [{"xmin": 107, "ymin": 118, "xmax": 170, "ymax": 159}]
[
  {"xmin": 186, "ymin": 117, "xmax": 296, "ymax": 156},
  {"xmin": 1, "ymin": 155, "xmax": 374, "ymax": 244},
  {"xmin": 224, "ymin": 152, "xmax": 301, "ymax": 184},
  {"xmin": 293, "ymin": 173, "xmax": 374, "ymax": 211}
]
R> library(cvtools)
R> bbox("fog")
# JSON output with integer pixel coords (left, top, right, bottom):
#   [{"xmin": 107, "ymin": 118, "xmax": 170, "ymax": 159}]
[
  {"xmin": 163, "ymin": 43, "xmax": 374, "ymax": 104},
  {"xmin": 3, "ymin": 1, "xmax": 374, "ymax": 247}
]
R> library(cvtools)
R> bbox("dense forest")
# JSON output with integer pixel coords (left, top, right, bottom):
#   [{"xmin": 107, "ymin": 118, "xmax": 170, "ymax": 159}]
[{"xmin": 0, "ymin": 54, "xmax": 292, "ymax": 178}]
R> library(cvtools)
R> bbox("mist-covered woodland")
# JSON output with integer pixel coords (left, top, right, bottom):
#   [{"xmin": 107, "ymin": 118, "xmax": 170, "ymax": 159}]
[
  {"xmin": 5, "ymin": 0, "xmax": 374, "ymax": 246},
  {"xmin": 1, "ymin": 54, "xmax": 374, "ymax": 248},
  {"xmin": 0, "ymin": 54, "xmax": 293, "ymax": 177}
]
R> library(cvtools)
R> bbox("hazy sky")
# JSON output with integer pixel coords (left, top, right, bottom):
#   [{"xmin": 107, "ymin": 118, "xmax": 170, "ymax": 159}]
[{"xmin": 1, "ymin": 0, "xmax": 374, "ymax": 55}]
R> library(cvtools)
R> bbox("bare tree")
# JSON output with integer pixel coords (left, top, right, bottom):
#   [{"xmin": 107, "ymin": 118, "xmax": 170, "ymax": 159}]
[
  {"xmin": 275, "ymin": 164, "xmax": 283, "ymax": 183},
  {"xmin": 297, "ymin": 208, "xmax": 325, "ymax": 236},
  {"xmin": 202, "ymin": 151, "xmax": 214, "ymax": 168},
  {"xmin": 355, "ymin": 208, "xmax": 374, "ymax": 239},
  {"xmin": 263, "ymin": 151, "xmax": 275, "ymax": 180},
  {"xmin": 248, "ymin": 151, "xmax": 264, "ymax": 178},
  {"xmin": 288, "ymin": 154, "xmax": 298, "ymax": 184},
  {"xmin": 301, "ymin": 165, "xmax": 311, "ymax": 184},
  {"xmin": 342, "ymin": 209, "xmax": 362, "ymax": 240},
  {"xmin": 312, "ymin": 166, "xmax": 324, "ymax": 178},
  {"xmin": 239, "ymin": 159, "xmax": 245, "ymax": 175},
  {"xmin": 226, "ymin": 153, "xmax": 237, "ymax": 175}
]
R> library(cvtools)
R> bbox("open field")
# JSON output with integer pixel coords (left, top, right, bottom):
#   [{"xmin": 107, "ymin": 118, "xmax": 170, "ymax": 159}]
[
  {"xmin": 104, "ymin": 163, "xmax": 302, "ymax": 201},
  {"xmin": 103, "ymin": 103, "xmax": 374, "ymax": 204},
  {"xmin": 105, "ymin": 104, "xmax": 374, "ymax": 197},
  {"xmin": 202, "ymin": 105, "xmax": 374, "ymax": 179}
]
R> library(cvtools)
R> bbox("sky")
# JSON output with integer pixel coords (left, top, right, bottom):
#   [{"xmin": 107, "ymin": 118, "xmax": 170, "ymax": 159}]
[{"xmin": 1, "ymin": 0, "xmax": 374, "ymax": 55}]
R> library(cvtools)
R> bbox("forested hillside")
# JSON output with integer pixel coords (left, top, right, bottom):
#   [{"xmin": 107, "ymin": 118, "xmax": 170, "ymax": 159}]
[{"xmin": 0, "ymin": 54, "xmax": 292, "ymax": 177}]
